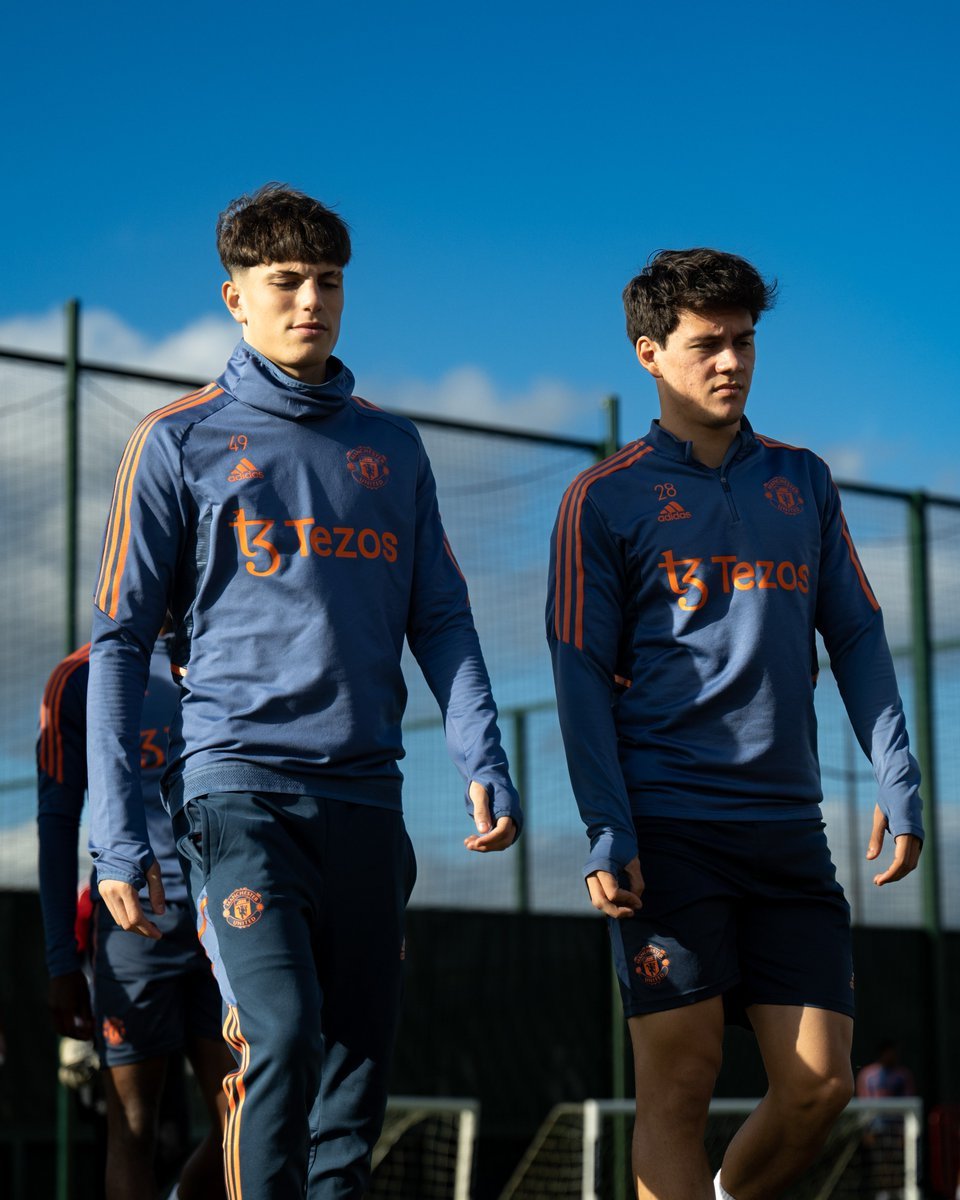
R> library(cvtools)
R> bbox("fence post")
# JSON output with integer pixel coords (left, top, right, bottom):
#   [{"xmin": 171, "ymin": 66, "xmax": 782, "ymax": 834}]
[
  {"xmin": 602, "ymin": 395, "xmax": 620, "ymax": 458},
  {"xmin": 908, "ymin": 491, "xmax": 947, "ymax": 1100},
  {"xmin": 513, "ymin": 709, "xmax": 529, "ymax": 912},
  {"xmin": 64, "ymin": 299, "xmax": 80, "ymax": 655},
  {"xmin": 600, "ymin": 393, "xmax": 627, "ymax": 1196}
]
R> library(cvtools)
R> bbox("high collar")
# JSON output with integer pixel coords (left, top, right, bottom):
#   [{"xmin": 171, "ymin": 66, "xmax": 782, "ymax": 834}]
[
  {"xmin": 644, "ymin": 416, "xmax": 757, "ymax": 469},
  {"xmin": 217, "ymin": 341, "xmax": 356, "ymax": 421}
]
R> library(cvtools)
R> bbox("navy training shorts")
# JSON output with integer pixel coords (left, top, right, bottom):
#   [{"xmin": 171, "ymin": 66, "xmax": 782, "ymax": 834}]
[
  {"xmin": 92, "ymin": 896, "xmax": 223, "ymax": 1067},
  {"xmin": 609, "ymin": 817, "xmax": 854, "ymax": 1023}
]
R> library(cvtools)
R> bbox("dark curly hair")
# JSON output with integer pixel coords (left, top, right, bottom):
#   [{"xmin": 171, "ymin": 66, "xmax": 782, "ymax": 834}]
[
  {"xmin": 216, "ymin": 183, "xmax": 352, "ymax": 274},
  {"xmin": 623, "ymin": 248, "xmax": 777, "ymax": 347}
]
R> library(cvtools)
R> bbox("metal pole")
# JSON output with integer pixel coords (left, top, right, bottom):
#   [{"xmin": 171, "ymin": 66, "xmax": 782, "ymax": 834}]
[
  {"xmin": 513, "ymin": 709, "xmax": 529, "ymax": 912},
  {"xmin": 842, "ymin": 723, "xmax": 862, "ymax": 921},
  {"xmin": 64, "ymin": 299, "xmax": 80, "ymax": 654},
  {"xmin": 907, "ymin": 492, "xmax": 946, "ymax": 1099},
  {"xmin": 602, "ymin": 395, "xmax": 620, "ymax": 458},
  {"xmin": 56, "ymin": 299, "xmax": 81, "ymax": 1200},
  {"xmin": 600, "ymin": 392, "xmax": 626, "ymax": 1194},
  {"xmin": 56, "ymin": 1075, "xmax": 73, "ymax": 1200}
]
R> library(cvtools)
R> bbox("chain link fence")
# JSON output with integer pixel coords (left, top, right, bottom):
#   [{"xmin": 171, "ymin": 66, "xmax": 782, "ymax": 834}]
[{"xmin": 2, "ymin": 347, "xmax": 958, "ymax": 932}]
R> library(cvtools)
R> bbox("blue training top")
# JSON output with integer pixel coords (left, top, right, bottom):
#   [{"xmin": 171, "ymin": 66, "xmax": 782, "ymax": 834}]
[
  {"xmin": 546, "ymin": 418, "xmax": 923, "ymax": 879},
  {"xmin": 38, "ymin": 640, "xmax": 183, "ymax": 976},
  {"xmin": 88, "ymin": 341, "xmax": 521, "ymax": 891}
]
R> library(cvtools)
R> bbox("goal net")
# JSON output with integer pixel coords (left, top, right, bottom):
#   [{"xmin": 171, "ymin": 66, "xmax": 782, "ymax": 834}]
[
  {"xmin": 367, "ymin": 1095, "xmax": 480, "ymax": 1200},
  {"xmin": 498, "ymin": 1097, "xmax": 922, "ymax": 1200}
]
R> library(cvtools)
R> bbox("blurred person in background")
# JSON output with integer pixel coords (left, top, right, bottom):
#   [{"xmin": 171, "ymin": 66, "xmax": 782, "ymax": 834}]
[
  {"xmin": 37, "ymin": 634, "xmax": 232, "ymax": 1200},
  {"xmin": 856, "ymin": 1039, "xmax": 916, "ymax": 1200}
]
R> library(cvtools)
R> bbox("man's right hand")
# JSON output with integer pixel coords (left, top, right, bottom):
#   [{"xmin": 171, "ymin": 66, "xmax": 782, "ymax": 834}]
[
  {"xmin": 48, "ymin": 971, "xmax": 94, "ymax": 1040},
  {"xmin": 98, "ymin": 861, "xmax": 165, "ymax": 939},
  {"xmin": 586, "ymin": 856, "xmax": 644, "ymax": 919}
]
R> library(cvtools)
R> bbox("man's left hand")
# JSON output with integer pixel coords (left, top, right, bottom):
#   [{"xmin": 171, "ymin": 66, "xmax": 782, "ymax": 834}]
[
  {"xmin": 866, "ymin": 803, "xmax": 922, "ymax": 886},
  {"xmin": 463, "ymin": 780, "xmax": 517, "ymax": 852}
]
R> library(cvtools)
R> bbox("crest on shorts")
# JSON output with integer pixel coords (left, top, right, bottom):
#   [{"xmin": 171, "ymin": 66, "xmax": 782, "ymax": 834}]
[
  {"xmin": 346, "ymin": 445, "xmax": 390, "ymax": 490},
  {"xmin": 222, "ymin": 887, "xmax": 265, "ymax": 929},
  {"xmin": 763, "ymin": 476, "xmax": 804, "ymax": 516},
  {"xmin": 634, "ymin": 944, "xmax": 670, "ymax": 986},
  {"xmin": 102, "ymin": 1016, "xmax": 126, "ymax": 1046}
]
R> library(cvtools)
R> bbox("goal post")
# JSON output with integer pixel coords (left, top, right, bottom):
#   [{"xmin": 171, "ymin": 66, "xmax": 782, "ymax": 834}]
[
  {"xmin": 499, "ymin": 1097, "xmax": 923, "ymax": 1200},
  {"xmin": 369, "ymin": 1095, "xmax": 479, "ymax": 1200}
]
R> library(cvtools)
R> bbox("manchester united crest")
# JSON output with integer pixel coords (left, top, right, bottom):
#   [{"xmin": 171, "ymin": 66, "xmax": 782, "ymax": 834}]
[
  {"xmin": 222, "ymin": 887, "xmax": 265, "ymax": 929},
  {"xmin": 634, "ymin": 944, "xmax": 670, "ymax": 986},
  {"xmin": 763, "ymin": 475, "xmax": 804, "ymax": 516},
  {"xmin": 102, "ymin": 1016, "xmax": 126, "ymax": 1046},
  {"xmin": 346, "ymin": 445, "xmax": 390, "ymax": 490}
]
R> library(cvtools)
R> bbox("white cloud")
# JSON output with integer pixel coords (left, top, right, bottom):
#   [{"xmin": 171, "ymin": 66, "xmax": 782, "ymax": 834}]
[
  {"xmin": 0, "ymin": 306, "xmax": 237, "ymax": 380},
  {"xmin": 817, "ymin": 443, "xmax": 869, "ymax": 482},
  {"xmin": 356, "ymin": 364, "xmax": 594, "ymax": 434},
  {"xmin": 0, "ymin": 309, "xmax": 594, "ymax": 433}
]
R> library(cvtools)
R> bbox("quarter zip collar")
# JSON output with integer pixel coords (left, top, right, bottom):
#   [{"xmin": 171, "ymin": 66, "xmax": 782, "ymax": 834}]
[
  {"xmin": 644, "ymin": 416, "xmax": 758, "ymax": 468},
  {"xmin": 217, "ymin": 341, "xmax": 355, "ymax": 421}
]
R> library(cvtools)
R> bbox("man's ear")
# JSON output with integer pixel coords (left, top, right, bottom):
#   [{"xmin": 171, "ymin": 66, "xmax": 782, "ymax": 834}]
[
  {"xmin": 636, "ymin": 336, "xmax": 662, "ymax": 379},
  {"xmin": 222, "ymin": 278, "xmax": 245, "ymax": 325}
]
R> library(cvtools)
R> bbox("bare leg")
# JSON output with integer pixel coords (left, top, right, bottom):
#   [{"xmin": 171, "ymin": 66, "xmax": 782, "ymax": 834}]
[
  {"xmin": 175, "ymin": 1035, "xmax": 232, "ymax": 1200},
  {"xmin": 628, "ymin": 997, "xmax": 724, "ymax": 1200},
  {"xmin": 719, "ymin": 1005, "xmax": 853, "ymax": 1200},
  {"xmin": 103, "ymin": 1057, "xmax": 167, "ymax": 1200}
]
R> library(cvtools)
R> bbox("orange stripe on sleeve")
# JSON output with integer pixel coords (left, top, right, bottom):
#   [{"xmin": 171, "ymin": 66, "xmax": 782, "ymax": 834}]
[
  {"xmin": 95, "ymin": 386, "xmax": 222, "ymax": 619},
  {"xmin": 754, "ymin": 433, "xmax": 805, "ymax": 452},
  {"xmin": 553, "ymin": 445, "xmax": 640, "ymax": 643},
  {"xmin": 39, "ymin": 645, "xmax": 91, "ymax": 781},
  {"xmin": 839, "ymin": 512, "xmax": 880, "ymax": 611},
  {"xmin": 441, "ymin": 531, "xmax": 467, "ymax": 585},
  {"xmin": 553, "ymin": 443, "xmax": 651, "ymax": 650}
]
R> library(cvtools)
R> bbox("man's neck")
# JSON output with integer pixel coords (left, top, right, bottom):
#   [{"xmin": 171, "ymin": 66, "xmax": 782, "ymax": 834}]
[{"xmin": 658, "ymin": 418, "xmax": 740, "ymax": 469}]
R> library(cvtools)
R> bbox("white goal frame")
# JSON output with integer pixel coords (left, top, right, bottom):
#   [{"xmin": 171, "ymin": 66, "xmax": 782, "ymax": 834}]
[
  {"xmin": 373, "ymin": 1094, "xmax": 480, "ymax": 1200},
  {"xmin": 582, "ymin": 1097, "xmax": 922, "ymax": 1200}
]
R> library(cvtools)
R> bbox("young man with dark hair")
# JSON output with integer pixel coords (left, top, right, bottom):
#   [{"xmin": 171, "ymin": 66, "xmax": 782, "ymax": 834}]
[
  {"xmin": 547, "ymin": 247, "xmax": 922, "ymax": 1200},
  {"xmin": 88, "ymin": 183, "xmax": 521, "ymax": 1199},
  {"xmin": 38, "ymin": 636, "xmax": 231, "ymax": 1200}
]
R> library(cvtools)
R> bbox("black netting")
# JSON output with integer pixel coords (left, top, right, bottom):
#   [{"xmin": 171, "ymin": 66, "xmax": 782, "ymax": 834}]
[{"xmin": 1, "ymin": 350, "xmax": 958, "ymax": 931}]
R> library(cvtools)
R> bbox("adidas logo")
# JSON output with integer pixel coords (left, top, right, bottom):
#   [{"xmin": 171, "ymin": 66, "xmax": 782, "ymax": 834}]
[
  {"xmin": 657, "ymin": 501, "xmax": 692, "ymax": 522},
  {"xmin": 227, "ymin": 457, "xmax": 265, "ymax": 483}
]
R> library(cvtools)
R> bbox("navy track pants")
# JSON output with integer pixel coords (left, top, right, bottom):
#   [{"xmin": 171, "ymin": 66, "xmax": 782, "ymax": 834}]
[{"xmin": 174, "ymin": 790, "xmax": 416, "ymax": 1199}]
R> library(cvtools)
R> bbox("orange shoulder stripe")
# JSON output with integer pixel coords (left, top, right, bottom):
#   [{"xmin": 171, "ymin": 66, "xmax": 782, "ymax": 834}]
[
  {"xmin": 553, "ymin": 443, "xmax": 652, "ymax": 649},
  {"xmin": 39, "ymin": 644, "xmax": 91, "ymax": 781},
  {"xmin": 95, "ymin": 385, "xmax": 222, "ymax": 619},
  {"xmin": 754, "ymin": 432, "xmax": 806, "ymax": 452},
  {"xmin": 352, "ymin": 394, "xmax": 383, "ymax": 411},
  {"xmin": 553, "ymin": 443, "xmax": 643, "ymax": 645},
  {"xmin": 838, "ymin": 508, "xmax": 880, "ymax": 611}
]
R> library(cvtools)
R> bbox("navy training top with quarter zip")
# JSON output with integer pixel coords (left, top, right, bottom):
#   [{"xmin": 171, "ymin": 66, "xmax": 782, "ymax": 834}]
[
  {"xmin": 546, "ymin": 418, "xmax": 922, "ymax": 880},
  {"xmin": 88, "ymin": 341, "xmax": 521, "ymax": 890}
]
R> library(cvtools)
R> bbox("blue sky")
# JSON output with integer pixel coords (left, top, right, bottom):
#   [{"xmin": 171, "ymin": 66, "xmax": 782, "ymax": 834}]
[{"xmin": 3, "ymin": 0, "xmax": 958, "ymax": 492}]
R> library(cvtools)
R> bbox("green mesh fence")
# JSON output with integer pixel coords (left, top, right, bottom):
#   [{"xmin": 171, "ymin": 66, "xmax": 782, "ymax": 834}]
[{"xmin": 1, "ymin": 348, "xmax": 958, "ymax": 932}]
